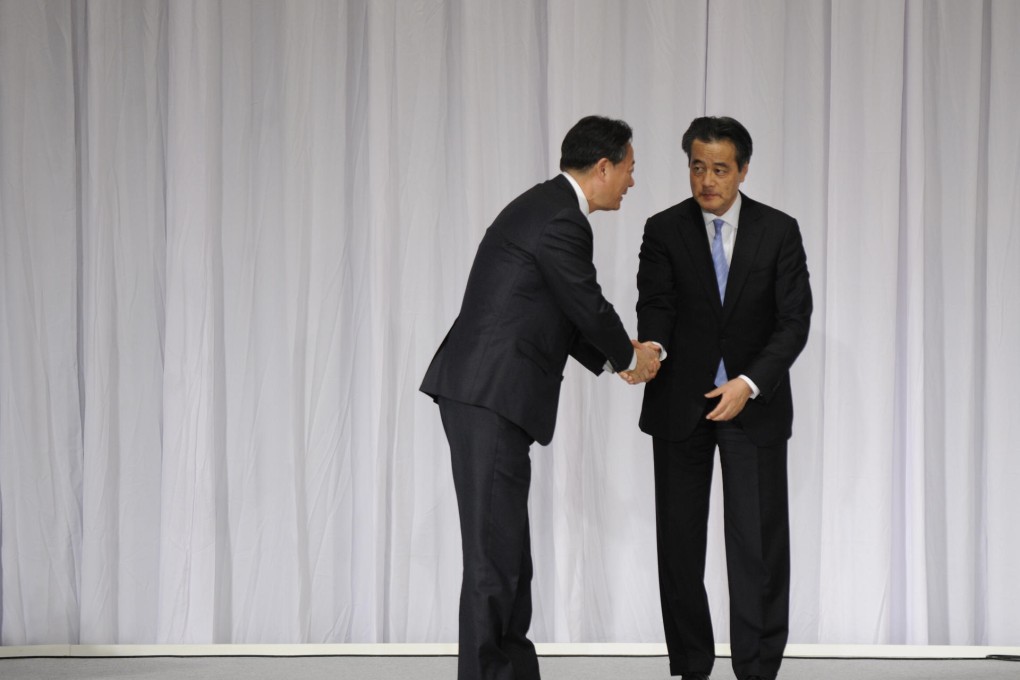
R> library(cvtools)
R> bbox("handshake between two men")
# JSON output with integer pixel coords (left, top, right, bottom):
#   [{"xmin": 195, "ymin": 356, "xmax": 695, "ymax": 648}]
[
  {"xmin": 619, "ymin": 339, "xmax": 662, "ymax": 385},
  {"xmin": 422, "ymin": 114, "xmax": 810, "ymax": 680}
]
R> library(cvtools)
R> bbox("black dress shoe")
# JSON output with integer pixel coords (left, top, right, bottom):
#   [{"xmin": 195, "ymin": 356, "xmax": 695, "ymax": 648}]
[
  {"xmin": 744, "ymin": 676, "xmax": 768, "ymax": 680},
  {"xmin": 681, "ymin": 675, "xmax": 710, "ymax": 680}
]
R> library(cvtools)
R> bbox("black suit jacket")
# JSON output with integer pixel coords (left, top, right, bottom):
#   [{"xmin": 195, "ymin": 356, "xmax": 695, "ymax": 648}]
[
  {"xmin": 421, "ymin": 175, "xmax": 634, "ymax": 445},
  {"xmin": 636, "ymin": 193, "xmax": 812, "ymax": 446}
]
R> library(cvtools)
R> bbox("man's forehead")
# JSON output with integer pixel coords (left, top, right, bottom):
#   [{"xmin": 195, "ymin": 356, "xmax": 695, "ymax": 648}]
[{"xmin": 691, "ymin": 145, "xmax": 737, "ymax": 163}]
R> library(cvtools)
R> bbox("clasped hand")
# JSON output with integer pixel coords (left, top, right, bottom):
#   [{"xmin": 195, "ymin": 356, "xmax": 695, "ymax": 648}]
[{"xmin": 619, "ymin": 339, "xmax": 661, "ymax": 385}]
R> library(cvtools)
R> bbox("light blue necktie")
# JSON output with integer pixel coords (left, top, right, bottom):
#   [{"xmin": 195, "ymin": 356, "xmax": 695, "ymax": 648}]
[{"xmin": 711, "ymin": 218, "xmax": 728, "ymax": 386}]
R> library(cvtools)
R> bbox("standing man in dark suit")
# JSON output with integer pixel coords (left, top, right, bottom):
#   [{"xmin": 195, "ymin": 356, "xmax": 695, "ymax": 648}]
[
  {"xmin": 636, "ymin": 117, "xmax": 812, "ymax": 680},
  {"xmin": 421, "ymin": 115, "xmax": 661, "ymax": 680}
]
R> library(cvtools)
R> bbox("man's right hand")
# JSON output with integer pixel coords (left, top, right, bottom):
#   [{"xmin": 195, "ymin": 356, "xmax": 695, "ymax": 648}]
[{"xmin": 620, "ymin": 339, "xmax": 661, "ymax": 384}]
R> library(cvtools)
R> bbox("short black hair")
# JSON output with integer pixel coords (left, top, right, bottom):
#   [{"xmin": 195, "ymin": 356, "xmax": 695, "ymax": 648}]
[
  {"xmin": 559, "ymin": 115, "xmax": 633, "ymax": 172},
  {"xmin": 681, "ymin": 116, "xmax": 753, "ymax": 169}
]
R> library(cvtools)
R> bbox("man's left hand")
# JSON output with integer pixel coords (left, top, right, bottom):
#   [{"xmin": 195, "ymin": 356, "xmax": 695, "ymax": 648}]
[{"xmin": 704, "ymin": 378, "xmax": 752, "ymax": 421}]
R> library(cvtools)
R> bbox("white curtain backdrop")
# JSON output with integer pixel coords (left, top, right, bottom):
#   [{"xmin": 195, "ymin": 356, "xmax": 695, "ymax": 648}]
[{"xmin": 1, "ymin": 0, "xmax": 1018, "ymax": 646}]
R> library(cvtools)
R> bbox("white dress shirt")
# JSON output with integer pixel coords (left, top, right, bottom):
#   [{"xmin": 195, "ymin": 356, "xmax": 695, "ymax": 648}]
[{"xmin": 700, "ymin": 193, "xmax": 760, "ymax": 398}]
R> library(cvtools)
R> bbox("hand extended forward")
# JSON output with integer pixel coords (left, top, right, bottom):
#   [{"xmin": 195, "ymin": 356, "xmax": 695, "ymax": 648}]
[{"xmin": 619, "ymin": 339, "xmax": 661, "ymax": 385}]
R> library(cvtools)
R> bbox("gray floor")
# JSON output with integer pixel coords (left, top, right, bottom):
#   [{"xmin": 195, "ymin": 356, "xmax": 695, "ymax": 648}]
[{"xmin": 1, "ymin": 656, "xmax": 1018, "ymax": 680}]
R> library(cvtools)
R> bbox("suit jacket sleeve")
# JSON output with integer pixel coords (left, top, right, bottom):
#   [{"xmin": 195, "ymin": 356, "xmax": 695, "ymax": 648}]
[
  {"xmin": 635, "ymin": 217, "xmax": 676, "ymax": 346},
  {"xmin": 535, "ymin": 210, "xmax": 633, "ymax": 373},
  {"xmin": 568, "ymin": 334, "xmax": 612, "ymax": 375},
  {"xmin": 744, "ymin": 220, "xmax": 812, "ymax": 402}
]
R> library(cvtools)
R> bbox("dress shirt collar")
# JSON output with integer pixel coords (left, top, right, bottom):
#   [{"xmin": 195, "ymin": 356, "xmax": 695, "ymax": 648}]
[
  {"xmin": 701, "ymin": 192, "xmax": 742, "ymax": 232},
  {"xmin": 561, "ymin": 171, "xmax": 591, "ymax": 217}
]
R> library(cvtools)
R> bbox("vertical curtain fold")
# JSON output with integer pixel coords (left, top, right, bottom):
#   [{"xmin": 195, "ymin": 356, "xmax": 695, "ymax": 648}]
[{"xmin": 0, "ymin": 0, "xmax": 83, "ymax": 645}]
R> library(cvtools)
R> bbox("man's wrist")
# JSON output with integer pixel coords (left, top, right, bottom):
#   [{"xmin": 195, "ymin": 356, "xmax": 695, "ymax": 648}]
[
  {"xmin": 738, "ymin": 374, "xmax": 760, "ymax": 398},
  {"xmin": 647, "ymin": 340, "xmax": 667, "ymax": 361}
]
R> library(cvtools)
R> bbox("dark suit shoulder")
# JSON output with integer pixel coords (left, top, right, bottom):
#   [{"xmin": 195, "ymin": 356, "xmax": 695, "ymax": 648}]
[
  {"xmin": 527, "ymin": 175, "xmax": 578, "ymax": 208},
  {"xmin": 738, "ymin": 194, "xmax": 798, "ymax": 227},
  {"xmin": 646, "ymin": 197, "xmax": 698, "ymax": 224},
  {"xmin": 642, "ymin": 198, "xmax": 701, "ymax": 243},
  {"xmin": 494, "ymin": 176, "xmax": 582, "ymax": 226}
]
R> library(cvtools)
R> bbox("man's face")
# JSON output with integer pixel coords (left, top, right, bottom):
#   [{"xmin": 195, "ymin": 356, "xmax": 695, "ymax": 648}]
[
  {"xmin": 595, "ymin": 143, "xmax": 635, "ymax": 211},
  {"xmin": 688, "ymin": 138, "xmax": 747, "ymax": 216}
]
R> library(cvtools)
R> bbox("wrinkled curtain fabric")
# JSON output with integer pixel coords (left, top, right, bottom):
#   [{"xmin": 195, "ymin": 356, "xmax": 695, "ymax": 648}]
[{"xmin": 1, "ymin": 0, "xmax": 1018, "ymax": 646}]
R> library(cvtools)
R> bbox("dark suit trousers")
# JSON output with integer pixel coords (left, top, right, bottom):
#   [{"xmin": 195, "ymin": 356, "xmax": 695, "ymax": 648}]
[
  {"xmin": 653, "ymin": 415, "xmax": 790, "ymax": 680},
  {"xmin": 439, "ymin": 398, "xmax": 540, "ymax": 680}
]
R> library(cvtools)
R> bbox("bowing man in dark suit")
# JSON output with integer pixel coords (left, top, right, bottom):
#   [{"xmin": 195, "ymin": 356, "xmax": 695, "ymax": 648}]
[
  {"xmin": 421, "ymin": 115, "xmax": 661, "ymax": 680},
  {"xmin": 636, "ymin": 117, "xmax": 812, "ymax": 680}
]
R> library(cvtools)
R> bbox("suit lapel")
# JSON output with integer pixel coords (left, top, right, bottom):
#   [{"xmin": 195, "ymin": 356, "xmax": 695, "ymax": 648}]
[
  {"xmin": 676, "ymin": 200, "xmax": 724, "ymax": 314},
  {"xmin": 722, "ymin": 194, "xmax": 765, "ymax": 321}
]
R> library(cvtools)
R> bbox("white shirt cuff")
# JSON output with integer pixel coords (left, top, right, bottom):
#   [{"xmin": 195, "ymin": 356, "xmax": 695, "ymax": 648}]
[{"xmin": 738, "ymin": 374, "xmax": 760, "ymax": 399}]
